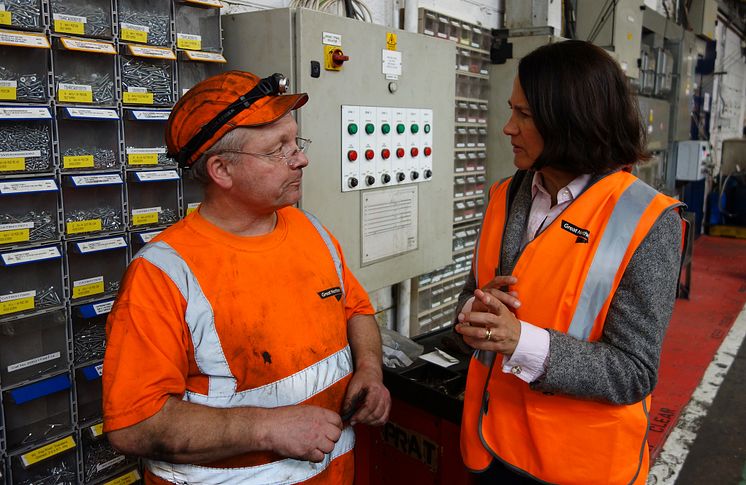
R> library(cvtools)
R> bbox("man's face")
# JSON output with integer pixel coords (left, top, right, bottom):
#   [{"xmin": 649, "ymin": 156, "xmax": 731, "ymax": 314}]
[{"xmin": 226, "ymin": 115, "xmax": 309, "ymax": 213}]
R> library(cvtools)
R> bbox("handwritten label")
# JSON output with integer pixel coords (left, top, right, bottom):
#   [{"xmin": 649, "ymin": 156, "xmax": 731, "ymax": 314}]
[
  {"xmin": 67, "ymin": 219, "xmax": 102, "ymax": 235},
  {"xmin": 63, "ymin": 155, "xmax": 94, "ymax": 169},
  {"xmin": 72, "ymin": 276, "xmax": 104, "ymax": 299},
  {"xmin": 20, "ymin": 436, "xmax": 76, "ymax": 468}
]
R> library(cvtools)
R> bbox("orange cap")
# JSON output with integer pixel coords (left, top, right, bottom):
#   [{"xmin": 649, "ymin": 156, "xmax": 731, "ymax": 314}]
[{"xmin": 166, "ymin": 70, "xmax": 309, "ymax": 166}]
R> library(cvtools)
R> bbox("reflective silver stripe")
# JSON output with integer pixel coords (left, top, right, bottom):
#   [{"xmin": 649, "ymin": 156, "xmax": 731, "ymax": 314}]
[
  {"xmin": 567, "ymin": 180, "xmax": 657, "ymax": 340},
  {"xmin": 301, "ymin": 210, "xmax": 345, "ymax": 299},
  {"xmin": 184, "ymin": 345, "xmax": 353, "ymax": 408},
  {"xmin": 147, "ymin": 425, "xmax": 355, "ymax": 485},
  {"xmin": 138, "ymin": 241, "xmax": 236, "ymax": 397}
]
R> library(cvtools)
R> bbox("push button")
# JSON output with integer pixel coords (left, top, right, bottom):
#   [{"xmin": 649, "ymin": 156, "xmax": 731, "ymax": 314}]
[
  {"xmin": 364, "ymin": 149, "xmax": 374, "ymax": 160},
  {"xmin": 381, "ymin": 148, "xmax": 391, "ymax": 160},
  {"xmin": 396, "ymin": 148, "xmax": 405, "ymax": 158},
  {"xmin": 396, "ymin": 123, "xmax": 405, "ymax": 134},
  {"xmin": 424, "ymin": 123, "xmax": 431, "ymax": 133},
  {"xmin": 365, "ymin": 123, "xmax": 375, "ymax": 135},
  {"xmin": 410, "ymin": 147, "xmax": 419, "ymax": 157},
  {"xmin": 396, "ymin": 172, "xmax": 406, "ymax": 182},
  {"xmin": 424, "ymin": 169, "xmax": 432, "ymax": 179},
  {"xmin": 365, "ymin": 175, "xmax": 375, "ymax": 186},
  {"xmin": 347, "ymin": 150, "xmax": 357, "ymax": 162},
  {"xmin": 410, "ymin": 124, "xmax": 419, "ymax": 134},
  {"xmin": 382, "ymin": 173, "xmax": 391, "ymax": 184},
  {"xmin": 424, "ymin": 146, "xmax": 432, "ymax": 157},
  {"xmin": 381, "ymin": 123, "xmax": 391, "ymax": 134},
  {"xmin": 347, "ymin": 124, "xmax": 358, "ymax": 135},
  {"xmin": 348, "ymin": 177, "xmax": 358, "ymax": 188}
]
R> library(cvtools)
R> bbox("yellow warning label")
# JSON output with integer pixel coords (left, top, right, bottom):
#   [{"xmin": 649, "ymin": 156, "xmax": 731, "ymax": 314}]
[
  {"xmin": 0, "ymin": 11, "xmax": 11, "ymax": 25},
  {"xmin": 123, "ymin": 91, "xmax": 154, "ymax": 105},
  {"xmin": 0, "ymin": 228, "xmax": 30, "ymax": 244},
  {"xmin": 104, "ymin": 469, "xmax": 141, "ymax": 485},
  {"xmin": 67, "ymin": 219, "xmax": 102, "ymax": 235},
  {"xmin": 0, "ymin": 295, "xmax": 35, "ymax": 315},
  {"xmin": 0, "ymin": 158, "xmax": 25, "ymax": 171},
  {"xmin": 128, "ymin": 153, "xmax": 158, "ymax": 165},
  {"xmin": 72, "ymin": 281, "xmax": 104, "ymax": 299},
  {"xmin": 63, "ymin": 155, "xmax": 94, "ymax": 169},
  {"xmin": 121, "ymin": 28, "xmax": 147, "ymax": 44},
  {"xmin": 59, "ymin": 89, "xmax": 92, "ymax": 103},
  {"xmin": 21, "ymin": 436, "xmax": 76, "ymax": 468},
  {"xmin": 0, "ymin": 86, "xmax": 17, "ymax": 100},
  {"xmin": 386, "ymin": 32, "xmax": 397, "ymax": 51},
  {"xmin": 55, "ymin": 19, "xmax": 85, "ymax": 35},
  {"xmin": 132, "ymin": 212, "xmax": 158, "ymax": 226}
]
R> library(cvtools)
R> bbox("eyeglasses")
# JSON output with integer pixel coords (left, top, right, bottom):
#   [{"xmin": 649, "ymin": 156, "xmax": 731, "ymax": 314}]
[{"xmin": 220, "ymin": 136, "xmax": 312, "ymax": 166}]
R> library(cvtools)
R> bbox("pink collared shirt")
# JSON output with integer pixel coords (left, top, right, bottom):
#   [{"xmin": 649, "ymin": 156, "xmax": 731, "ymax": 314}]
[{"xmin": 465, "ymin": 172, "xmax": 590, "ymax": 383}]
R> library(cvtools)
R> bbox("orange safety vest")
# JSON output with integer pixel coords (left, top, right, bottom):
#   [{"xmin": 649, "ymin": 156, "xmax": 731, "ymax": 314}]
[{"xmin": 461, "ymin": 171, "xmax": 682, "ymax": 484}]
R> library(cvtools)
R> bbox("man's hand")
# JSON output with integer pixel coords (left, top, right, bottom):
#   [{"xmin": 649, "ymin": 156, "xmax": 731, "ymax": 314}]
[
  {"xmin": 264, "ymin": 405, "xmax": 344, "ymax": 463},
  {"xmin": 456, "ymin": 288, "xmax": 522, "ymax": 356},
  {"xmin": 342, "ymin": 366, "xmax": 390, "ymax": 426}
]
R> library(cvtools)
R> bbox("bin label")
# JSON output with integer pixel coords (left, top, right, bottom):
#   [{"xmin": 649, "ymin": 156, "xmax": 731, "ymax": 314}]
[
  {"xmin": 97, "ymin": 455, "xmax": 125, "ymax": 473},
  {"xmin": 134, "ymin": 170, "xmax": 178, "ymax": 182},
  {"xmin": 58, "ymin": 83, "xmax": 93, "ymax": 103},
  {"xmin": 65, "ymin": 107, "xmax": 118, "ymax": 119},
  {"xmin": 0, "ymin": 30, "xmax": 50, "ymax": 48},
  {"xmin": 93, "ymin": 300, "xmax": 114, "ymax": 315},
  {"xmin": 70, "ymin": 174, "xmax": 122, "ymax": 186},
  {"xmin": 0, "ymin": 228, "xmax": 30, "ymax": 244},
  {"xmin": 0, "ymin": 106, "xmax": 50, "ymax": 119},
  {"xmin": 0, "ymin": 11, "xmax": 10, "ymax": 26},
  {"xmin": 138, "ymin": 230, "xmax": 161, "ymax": 243},
  {"xmin": 1, "ymin": 246, "xmax": 60, "ymax": 264},
  {"xmin": 77, "ymin": 236, "xmax": 126, "ymax": 253},
  {"xmin": 63, "ymin": 154, "xmax": 94, "ymax": 168},
  {"xmin": 104, "ymin": 469, "xmax": 141, "ymax": 485},
  {"xmin": 120, "ymin": 23, "xmax": 149, "ymax": 43},
  {"xmin": 0, "ymin": 290, "xmax": 35, "ymax": 315},
  {"xmin": 0, "ymin": 158, "xmax": 24, "ymax": 171},
  {"xmin": 126, "ymin": 45, "xmax": 176, "ymax": 60},
  {"xmin": 132, "ymin": 207, "xmax": 160, "ymax": 226},
  {"xmin": 20, "ymin": 436, "xmax": 76, "ymax": 468},
  {"xmin": 186, "ymin": 202, "xmax": 199, "ymax": 215},
  {"xmin": 90, "ymin": 422, "xmax": 104, "ymax": 437},
  {"xmin": 184, "ymin": 50, "xmax": 226, "ymax": 63},
  {"xmin": 177, "ymin": 33, "xmax": 202, "ymax": 51},
  {"xmin": 54, "ymin": 14, "xmax": 86, "ymax": 35},
  {"xmin": 8, "ymin": 351, "xmax": 61, "ymax": 373},
  {"xmin": 123, "ymin": 90, "xmax": 154, "ymax": 105},
  {"xmin": 0, "ymin": 179, "xmax": 57, "ymax": 193},
  {"xmin": 72, "ymin": 275, "xmax": 104, "ymax": 299},
  {"xmin": 184, "ymin": 0, "xmax": 223, "ymax": 7},
  {"xmin": 128, "ymin": 153, "xmax": 158, "ymax": 165},
  {"xmin": 131, "ymin": 110, "xmax": 170, "ymax": 120},
  {"xmin": 67, "ymin": 218, "xmax": 102, "ymax": 235},
  {"xmin": 60, "ymin": 37, "xmax": 116, "ymax": 54},
  {"xmin": 0, "ymin": 79, "xmax": 16, "ymax": 100}
]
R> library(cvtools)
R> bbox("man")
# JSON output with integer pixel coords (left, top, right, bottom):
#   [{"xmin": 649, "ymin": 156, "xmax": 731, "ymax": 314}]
[{"xmin": 103, "ymin": 70, "xmax": 391, "ymax": 484}]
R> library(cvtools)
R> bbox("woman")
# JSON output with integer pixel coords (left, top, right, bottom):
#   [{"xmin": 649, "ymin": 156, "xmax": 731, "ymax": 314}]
[{"xmin": 455, "ymin": 40, "xmax": 685, "ymax": 485}]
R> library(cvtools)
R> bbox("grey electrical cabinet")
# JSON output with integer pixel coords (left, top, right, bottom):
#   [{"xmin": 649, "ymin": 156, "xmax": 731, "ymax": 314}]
[{"xmin": 222, "ymin": 8, "xmax": 455, "ymax": 292}]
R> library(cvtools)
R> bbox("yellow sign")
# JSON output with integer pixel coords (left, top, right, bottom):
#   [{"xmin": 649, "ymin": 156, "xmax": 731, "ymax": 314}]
[
  {"xmin": 55, "ymin": 20, "xmax": 85, "ymax": 35},
  {"xmin": 21, "ymin": 436, "xmax": 76, "ymax": 467},
  {"xmin": 123, "ymin": 91, "xmax": 154, "ymax": 105},
  {"xmin": 128, "ymin": 153, "xmax": 158, "ymax": 165},
  {"xmin": 104, "ymin": 470, "xmax": 141, "ymax": 485},
  {"xmin": 0, "ymin": 228, "xmax": 30, "ymax": 244},
  {"xmin": 132, "ymin": 212, "xmax": 159, "ymax": 225},
  {"xmin": 0, "ymin": 158, "xmax": 25, "ymax": 171},
  {"xmin": 59, "ymin": 89, "xmax": 92, "ymax": 103},
  {"xmin": 121, "ymin": 28, "xmax": 147, "ymax": 43},
  {"xmin": 0, "ymin": 85, "xmax": 17, "ymax": 100},
  {"xmin": 72, "ymin": 281, "xmax": 104, "ymax": 299},
  {"xmin": 67, "ymin": 218, "xmax": 102, "ymax": 235},
  {"xmin": 177, "ymin": 35, "xmax": 202, "ymax": 51},
  {"xmin": 0, "ymin": 11, "xmax": 11, "ymax": 25},
  {"xmin": 386, "ymin": 32, "xmax": 397, "ymax": 51},
  {"xmin": 0, "ymin": 295, "xmax": 35, "ymax": 315},
  {"xmin": 63, "ymin": 155, "xmax": 94, "ymax": 169},
  {"xmin": 90, "ymin": 423, "xmax": 104, "ymax": 437}
]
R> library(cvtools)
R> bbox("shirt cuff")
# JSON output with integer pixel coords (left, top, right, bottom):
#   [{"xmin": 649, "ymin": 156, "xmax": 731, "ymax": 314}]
[{"xmin": 501, "ymin": 321, "xmax": 550, "ymax": 383}]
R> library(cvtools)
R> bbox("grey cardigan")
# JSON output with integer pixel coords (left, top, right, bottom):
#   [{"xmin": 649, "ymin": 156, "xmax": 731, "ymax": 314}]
[{"xmin": 456, "ymin": 170, "xmax": 683, "ymax": 405}]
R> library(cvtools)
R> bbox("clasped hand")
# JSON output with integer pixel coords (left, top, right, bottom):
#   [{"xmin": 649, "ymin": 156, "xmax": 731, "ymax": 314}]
[{"xmin": 455, "ymin": 275, "xmax": 522, "ymax": 356}]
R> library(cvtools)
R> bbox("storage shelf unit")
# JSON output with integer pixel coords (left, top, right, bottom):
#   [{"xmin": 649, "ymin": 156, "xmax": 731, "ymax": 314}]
[
  {"xmin": 0, "ymin": 1, "xmax": 225, "ymax": 482},
  {"xmin": 410, "ymin": 8, "xmax": 489, "ymax": 336}
]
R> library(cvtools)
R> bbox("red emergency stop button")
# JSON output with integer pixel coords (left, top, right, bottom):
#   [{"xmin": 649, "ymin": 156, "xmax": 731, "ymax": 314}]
[
  {"xmin": 347, "ymin": 150, "xmax": 357, "ymax": 162},
  {"xmin": 381, "ymin": 148, "xmax": 391, "ymax": 159},
  {"xmin": 365, "ymin": 149, "xmax": 374, "ymax": 160},
  {"xmin": 396, "ymin": 148, "xmax": 405, "ymax": 158},
  {"xmin": 410, "ymin": 147, "xmax": 419, "ymax": 157},
  {"xmin": 424, "ymin": 146, "xmax": 432, "ymax": 157}
]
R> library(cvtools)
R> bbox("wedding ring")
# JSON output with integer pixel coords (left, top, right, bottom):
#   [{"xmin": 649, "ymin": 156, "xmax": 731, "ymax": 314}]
[{"xmin": 484, "ymin": 328, "xmax": 492, "ymax": 341}]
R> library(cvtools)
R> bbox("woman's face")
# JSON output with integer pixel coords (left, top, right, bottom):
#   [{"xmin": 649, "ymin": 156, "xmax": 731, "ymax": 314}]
[{"xmin": 503, "ymin": 76, "xmax": 544, "ymax": 170}]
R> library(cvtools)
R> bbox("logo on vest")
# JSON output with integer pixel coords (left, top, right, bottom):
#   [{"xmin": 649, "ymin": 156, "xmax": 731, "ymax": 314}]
[
  {"xmin": 561, "ymin": 220, "xmax": 590, "ymax": 243},
  {"xmin": 318, "ymin": 287, "xmax": 342, "ymax": 301}
]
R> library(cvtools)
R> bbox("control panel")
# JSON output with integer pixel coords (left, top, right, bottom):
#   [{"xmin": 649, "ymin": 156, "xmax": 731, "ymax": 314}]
[{"xmin": 341, "ymin": 106, "xmax": 433, "ymax": 192}]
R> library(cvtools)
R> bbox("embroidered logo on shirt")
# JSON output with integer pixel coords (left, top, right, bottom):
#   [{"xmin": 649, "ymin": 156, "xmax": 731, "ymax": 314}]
[
  {"xmin": 561, "ymin": 220, "xmax": 590, "ymax": 243},
  {"xmin": 318, "ymin": 287, "xmax": 342, "ymax": 301}
]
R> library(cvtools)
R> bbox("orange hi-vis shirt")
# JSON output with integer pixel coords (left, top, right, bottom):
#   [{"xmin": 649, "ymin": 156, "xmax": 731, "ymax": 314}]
[{"xmin": 103, "ymin": 207, "xmax": 374, "ymax": 483}]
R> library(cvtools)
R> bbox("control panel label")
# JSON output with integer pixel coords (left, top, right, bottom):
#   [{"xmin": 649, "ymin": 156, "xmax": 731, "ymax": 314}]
[{"xmin": 322, "ymin": 32, "xmax": 341, "ymax": 46}]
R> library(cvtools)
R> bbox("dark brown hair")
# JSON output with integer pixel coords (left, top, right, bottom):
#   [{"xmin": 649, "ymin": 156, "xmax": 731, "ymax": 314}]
[{"xmin": 518, "ymin": 40, "xmax": 649, "ymax": 174}]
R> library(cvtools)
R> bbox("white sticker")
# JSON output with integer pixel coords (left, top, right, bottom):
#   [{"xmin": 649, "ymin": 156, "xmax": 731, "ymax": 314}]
[
  {"xmin": 120, "ymin": 22, "xmax": 149, "ymax": 33},
  {"xmin": 138, "ymin": 230, "xmax": 161, "ymax": 243},
  {"xmin": 95, "ymin": 363, "xmax": 103, "ymax": 376},
  {"xmin": 127, "ymin": 86, "xmax": 148, "ymax": 93},
  {"xmin": 131, "ymin": 206, "xmax": 162, "ymax": 215},
  {"xmin": 70, "ymin": 174, "xmax": 122, "ymax": 186},
  {"xmin": 322, "ymin": 32, "xmax": 342, "ymax": 46},
  {"xmin": 53, "ymin": 13, "xmax": 87, "ymax": 23},
  {"xmin": 187, "ymin": 202, "xmax": 199, "ymax": 209},
  {"xmin": 134, "ymin": 170, "xmax": 179, "ymax": 181},
  {"xmin": 65, "ymin": 107, "xmax": 119, "ymax": 119},
  {"xmin": 0, "ymin": 222, "xmax": 34, "ymax": 231},
  {"xmin": 58, "ymin": 82, "xmax": 92, "ymax": 92},
  {"xmin": 1, "ymin": 246, "xmax": 61, "ymax": 265},
  {"xmin": 177, "ymin": 33, "xmax": 201, "ymax": 43},
  {"xmin": 127, "ymin": 45, "xmax": 176, "ymax": 60},
  {"xmin": 382, "ymin": 50, "xmax": 402, "ymax": 78},
  {"xmin": 76, "ymin": 237, "xmax": 127, "ymax": 253},
  {"xmin": 0, "ymin": 4, "xmax": 5, "ymax": 11},
  {"xmin": 0, "ymin": 179, "xmax": 57, "ymax": 194},
  {"xmin": 0, "ymin": 290, "xmax": 35, "ymax": 303},
  {"xmin": 627, "ymin": 15, "xmax": 635, "ymax": 23},
  {"xmin": 73, "ymin": 276, "xmax": 104, "ymax": 288},
  {"xmin": 93, "ymin": 300, "xmax": 114, "ymax": 315},
  {"xmin": 131, "ymin": 110, "xmax": 170, "ymax": 121},
  {"xmin": 0, "ymin": 31, "xmax": 50, "ymax": 48},
  {"xmin": 127, "ymin": 147, "xmax": 166, "ymax": 154},
  {"xmin": 0, "ymin": 80, "xmax": 16, "ymax": 88},
  {"xmin": 0, "ymin": 106, "xmax": 51, "ymax": 119},
  {"xmin": 0, "ymin": 150, "xmax": 41, "ymax": 158},
  {"xmin": 8, "ymin": 352, "xmax": 61, "ymax": 372},
  {"xmin": 96, "ymin": 455, "xmax": 125, "ymax": 473},
  {"xmin": 60, "ymin": 38, "xmax": 116, "ymax": 54},
  {"xmin": 183, "ymin": 50, "xmax": 226, "ymax": 63}
]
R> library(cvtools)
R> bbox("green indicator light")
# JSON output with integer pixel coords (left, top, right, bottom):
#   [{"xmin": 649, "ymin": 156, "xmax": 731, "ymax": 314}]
[
  {"xmin": 424, "ymin": 124, "xmax": 431, "ymax": 133},
  {"xmin": 411, "ymin": 124, "xmax": 419, "ymax": 134},
  {"xmin": 396, "ymin": 123, "xmax": 405, "ymax": 134},
  {"xmin": 347, "ymin": 124, "xmax": 358, "ymax": 135},
  {"xmin": 381, "ymin": 123, "xmax": 391, "ymax": 134},
  {"xmin": 365, "ymin": 123, "xmax": 375, "ymax": 135}
]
